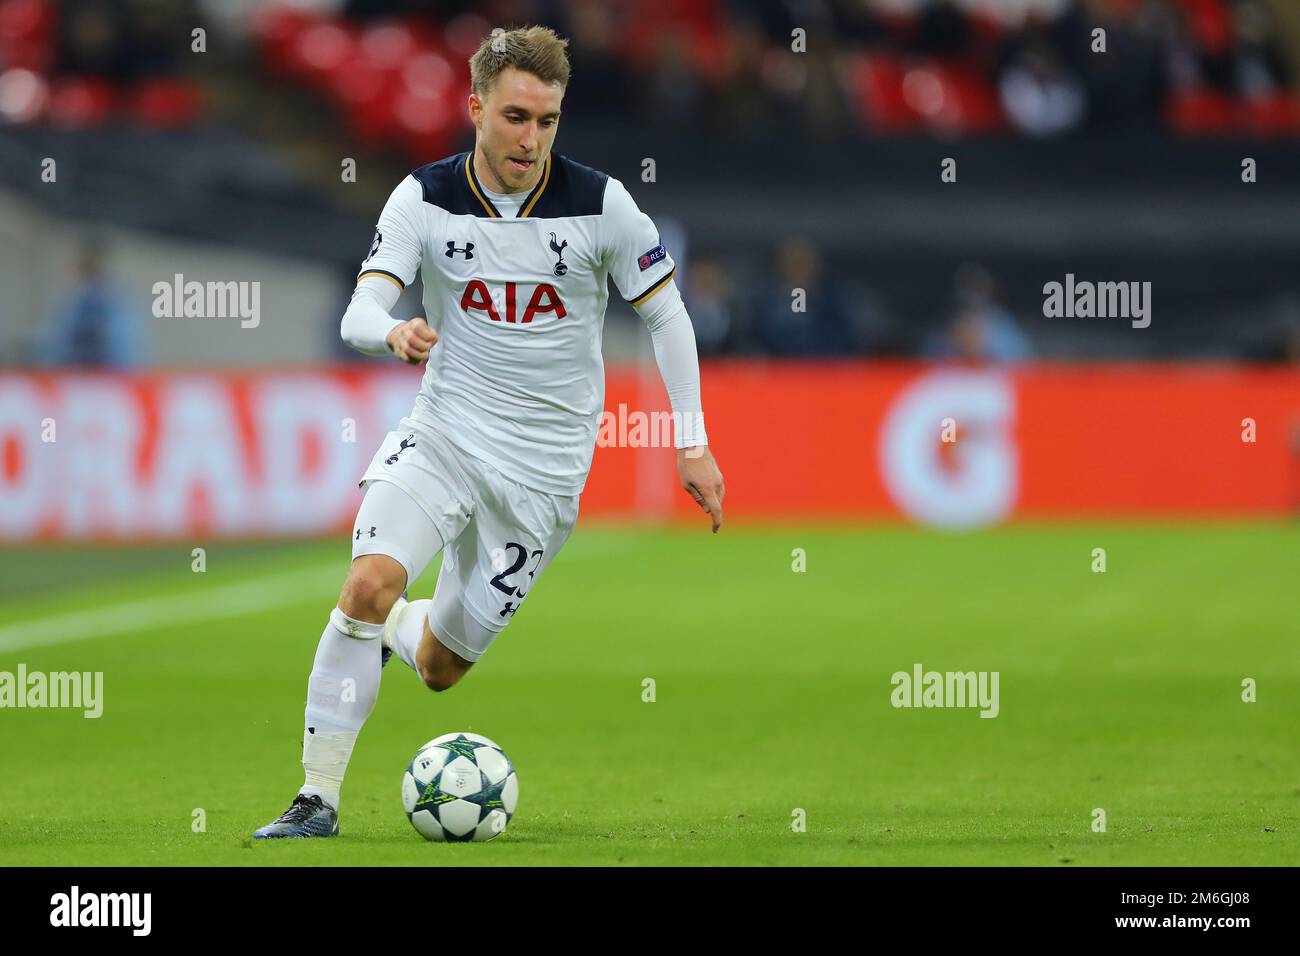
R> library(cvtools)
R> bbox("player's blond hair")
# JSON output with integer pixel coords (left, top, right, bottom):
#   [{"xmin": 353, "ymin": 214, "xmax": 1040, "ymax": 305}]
[{"xmin": 469, "ymin": 26, "xmax": 570, "ymax": 98}]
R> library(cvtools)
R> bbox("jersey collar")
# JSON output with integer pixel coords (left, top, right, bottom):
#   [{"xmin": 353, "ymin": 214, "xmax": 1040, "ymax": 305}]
[{"xmin": 463, "ymin": 148, "xmax": 552, "ymax": 219}]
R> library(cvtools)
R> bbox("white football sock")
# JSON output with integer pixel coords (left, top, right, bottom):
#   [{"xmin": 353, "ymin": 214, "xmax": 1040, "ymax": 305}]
[
  {"xmin": 300, "ymin": 607, "xmax": 384, "ymax": 811},
  {"xmin": 389, "ymin": 598, "xmax": 432, "ymax": 674}
]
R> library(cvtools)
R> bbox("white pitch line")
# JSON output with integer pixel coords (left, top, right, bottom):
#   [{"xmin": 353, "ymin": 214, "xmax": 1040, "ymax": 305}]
[
  {"xmin": 0, "ymin": 564, "xmax": 342, "ymax": 655},
  {"xmin": 0, "ymin": 534, "xmax": 636, "ymax": 655}
]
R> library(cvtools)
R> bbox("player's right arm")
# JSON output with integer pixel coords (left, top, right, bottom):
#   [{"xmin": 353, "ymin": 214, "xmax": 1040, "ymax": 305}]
[{"xmin": 340, "ymin": 176, "xmax": 439, "ymax": 365}]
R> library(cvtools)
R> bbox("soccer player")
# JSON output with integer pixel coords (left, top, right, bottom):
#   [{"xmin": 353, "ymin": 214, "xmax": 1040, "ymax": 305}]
[{"xmin": 254, "ymin": 25, "xmax": 724, "ymax": 838}]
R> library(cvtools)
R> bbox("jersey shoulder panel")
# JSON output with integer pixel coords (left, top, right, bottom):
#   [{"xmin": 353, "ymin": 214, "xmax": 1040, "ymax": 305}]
[
  {"xmin": 526, "ymin": 152, "xmax": 609, "ymax": 219},
  {"xmin": 410, "ymin": 151, "xmax": 481, "ymax": 215}
]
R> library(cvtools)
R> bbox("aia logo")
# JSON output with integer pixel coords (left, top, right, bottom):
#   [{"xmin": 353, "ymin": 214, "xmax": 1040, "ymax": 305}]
[{"xmin": 461, "ymin": 280, "xmax": 567, "ymax": 324}]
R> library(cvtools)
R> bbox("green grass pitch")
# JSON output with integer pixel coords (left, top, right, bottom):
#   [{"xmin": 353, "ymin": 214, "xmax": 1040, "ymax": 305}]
[{"xmin": 0, "ymin": 522, "xmax": 1295, "ymax": 866}]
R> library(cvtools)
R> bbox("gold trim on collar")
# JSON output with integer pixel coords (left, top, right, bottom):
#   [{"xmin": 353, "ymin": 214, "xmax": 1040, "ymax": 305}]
[
  {"xmin": 465, "ymin": 149, "xmax": 551, "ymax": 219},
  {"xmin": 520, "ymin": 155, "xmax": 552, "ymax": 218},
  {"xmin": 464, "ymin": 150, "xmax": 500, "ymax": 218}
]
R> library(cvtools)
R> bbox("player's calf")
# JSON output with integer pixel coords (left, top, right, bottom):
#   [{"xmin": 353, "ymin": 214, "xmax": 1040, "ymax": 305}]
[
  {"xmin": 382, "ymin": 596, "xmax": 474, "ymax": 690},
  {"xmin": 416, "ymin": 630, "xmax": 473, "ymax": 692}
]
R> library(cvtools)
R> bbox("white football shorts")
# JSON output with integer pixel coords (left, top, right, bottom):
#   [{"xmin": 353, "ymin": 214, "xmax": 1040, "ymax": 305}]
[{"xmin": 351, "ymin": 419, "xmax": 579, "ymax": 663}]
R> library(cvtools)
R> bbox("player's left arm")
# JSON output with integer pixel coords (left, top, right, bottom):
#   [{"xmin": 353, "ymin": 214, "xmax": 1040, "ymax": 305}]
[
  {"xmin": 635, "ymin": 282, "xmax": 725, "ymax": 533},
  {"xmin": 603, "ymin": 177, "xmax": 724, "ymax": 533}
]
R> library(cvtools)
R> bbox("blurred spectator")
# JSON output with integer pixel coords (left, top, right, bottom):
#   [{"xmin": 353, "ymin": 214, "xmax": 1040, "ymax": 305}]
[
  {"xmin": 1243, "ymin": 295, "xmax": 1300, "ymax": 362},
  {"xmin": 57, "ymin": 0, "xmax": 133, "ymax": 81},
  {"xmin": 643, "ymin": 26, "xmax": 705, "ymax": 126},
  {"xmin": 913, "ymin": 0, "xmax": 973, "ymax": 61},
  {"xmin": 924, "ymin": 264, "xmax": 1033, "ymax": 364},
  {"xmin": 1076, "ymin": 1, "xmax": 1169, "ymax": 130},
  {"xmin": 55, "ymin": 0, "xmax": 187, "ymax": 82},
  {"xmin": 38, "ymin": 239, "xmax": 147, "ymax": 369},
  {"xmin": 558, "ymin": 0, "xmax": 633, "ymax": 118},
  {"xmin": 711, "ymin": 18, "xmax": 775, "ymax": 132},
  {"xmin": 682, "ymin": 256, "xmax": 738, "ymax": 356},
  {"xmin": 1228, "ymin": 0, "xmax": 1291, "ymax": 99},
  {"xmin": 1139, "ymin": 0, "xmax": 1208, "ymax": 93},
  {"xmin": 752, "ymin": 237, "xmax": 854, "ymax": 357},
  {"xmin": 127, "ymin": 0, "xmax": 189, "ymax": 80},
  {"xmin": 999, "ymin": 38, "xmax": 1087, "ymax": 136}
]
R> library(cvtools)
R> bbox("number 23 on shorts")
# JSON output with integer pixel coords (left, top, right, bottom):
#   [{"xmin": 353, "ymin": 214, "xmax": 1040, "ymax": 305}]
[{"xmin": 490, "ymin": 542, "xmax": 543, "ymax": 618}]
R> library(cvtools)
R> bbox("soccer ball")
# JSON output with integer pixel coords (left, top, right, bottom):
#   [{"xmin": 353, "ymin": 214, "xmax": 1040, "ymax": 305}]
[{"xmin": 401, "ymin": 732, "xmax": 518, "ymax": 842}]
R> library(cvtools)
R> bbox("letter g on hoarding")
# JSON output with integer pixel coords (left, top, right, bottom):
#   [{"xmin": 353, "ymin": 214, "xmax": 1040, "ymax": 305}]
[{"xmin": 878, "ymin": 370, "xmax": 1017, "ymax": 529}]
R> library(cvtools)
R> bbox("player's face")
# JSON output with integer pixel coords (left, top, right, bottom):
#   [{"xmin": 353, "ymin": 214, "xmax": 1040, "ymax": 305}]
[{"xmin": 469, "ymin": 67, "xmax": 563, "ymax": 193}]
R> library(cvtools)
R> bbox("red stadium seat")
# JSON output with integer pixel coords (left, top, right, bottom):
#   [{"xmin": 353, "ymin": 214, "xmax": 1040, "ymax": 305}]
[
  {"xmin": 340, "ymin": 71, "xmax": 405, "ymax": 144},
  {"xmin": 129, "ymin": 79, "xmax": 202, "ymax": 127},
  {"xmin": 0, "ymin": 0, "xmax": 51, "ymax": 72},
  {"xmin": 358, "ymin": 21, "xmax": 419, "ymax": 73},
  {"xmin": 1180, "ymin": 0, "xmax": 1233, "ymax": 56},
  {"xmin": 393, "ymin": 83, "xmax": 455, "ymax": 163},
  {"xmin": 252, "ymin": 4, "xmax": 321, "ymax": 76},
  {"xmin": 1168, "ymin": 88, "xmax": 1235, "ymax": 134},
  {"xmin": 927, "ymin": 63, "xmax": 1004, "ymax": 133},
  {"xmin": 855, "ymin": 54, "xmax": 1002, "ymax": 136},
  {"xmin": 48, "ymin": 76, "xmax": 116, "ymax": 127},
  {"xmin": 1243, "ymin": 94, "xmax": 1300, "ymax": 136},
  {"xmin": 287, "ymin": 21, "xmax": 357, "ymax": 90},
  {"xmin": 853, "ymin": 53, "xmax": 921, "ymax": 133}
]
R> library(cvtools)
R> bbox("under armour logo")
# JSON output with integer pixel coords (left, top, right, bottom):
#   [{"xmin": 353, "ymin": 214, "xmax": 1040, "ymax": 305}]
[
  {"xmin": 499, "ymin": 602, "xmax": 517, "ymax": 618},
  {"xmin": 548, "ymin": 232, "xmax": 568, "ymax": 277},
  {"xmin": 445, "ymin": 241, "xmax": 475, "ymax": 259},
  {"xmin": 355, "ymin": 526, "xmax": 376, "ymax": 540},
  {"xmin": 385, "ymin": 435, "xmax": 415, "ymax": 464}
]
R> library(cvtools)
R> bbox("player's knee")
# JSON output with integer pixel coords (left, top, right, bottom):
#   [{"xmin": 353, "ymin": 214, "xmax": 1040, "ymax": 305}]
[{"xmin": 338, "ymin": 562, "xmax": 405, "ymax": 623}]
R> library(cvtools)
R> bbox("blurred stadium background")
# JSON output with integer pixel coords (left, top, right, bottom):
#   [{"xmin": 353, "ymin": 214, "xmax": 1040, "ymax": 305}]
[
  {"xmin": 0, "ymin": 0, "xmax": 1298, "ymax": 865},
  {"xmin": 1, "ymin": 0, "xmax": 1297, "ymax": 546}
]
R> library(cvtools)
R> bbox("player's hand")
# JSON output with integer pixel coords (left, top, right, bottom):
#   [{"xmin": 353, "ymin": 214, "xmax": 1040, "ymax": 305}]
[
  {"xmin": 386, "ymin": 317, "xmax": 438, "ymax": 365},
  {"xmin": 678, "ymin": 446, "xmax": 724, "ymax": 534}
]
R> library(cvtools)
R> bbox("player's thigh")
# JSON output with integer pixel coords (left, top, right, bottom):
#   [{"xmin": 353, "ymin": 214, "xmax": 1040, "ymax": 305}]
[
  {"xmin": 343, "ymin": 479, "xmax": 448, "ymax": 620},
  {"xmin": 356, "ymin": 426, "xmax": 477, "ymax": 577},
  {"xmin": 428, "ymin": 482, "xmax": 579, "ymax": 663}
]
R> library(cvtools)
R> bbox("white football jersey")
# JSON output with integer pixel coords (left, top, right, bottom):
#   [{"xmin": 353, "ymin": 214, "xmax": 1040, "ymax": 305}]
[{"xmin": 358, "ymin": 149, "xmax": 676, "ymax": 496}]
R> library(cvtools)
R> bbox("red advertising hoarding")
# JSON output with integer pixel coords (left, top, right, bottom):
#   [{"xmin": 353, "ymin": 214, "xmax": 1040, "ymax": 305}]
[{"xmin": 1, "ymin": 363, "xmax": 1296, "ymax": 541}]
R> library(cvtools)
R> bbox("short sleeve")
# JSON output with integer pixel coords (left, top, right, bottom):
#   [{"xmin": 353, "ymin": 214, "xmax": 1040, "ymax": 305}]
[
  {"xmin": 601, "ymin": 177, "xmax": 677, "ymax": 307},
  {"xmin": 357, "ymin": 175, "xmax": 425, "ymax": 293}
]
